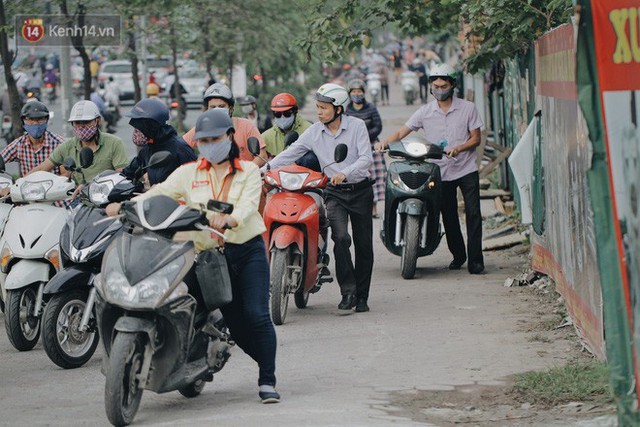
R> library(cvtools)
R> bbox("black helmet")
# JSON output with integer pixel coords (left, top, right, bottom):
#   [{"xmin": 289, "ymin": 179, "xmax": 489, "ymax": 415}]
[
  {"xmin": 21, "ymin": 101, "xmax": 50, "ymax": 120},
  {"xmin": 347, "ymin": 79, "xmax": 366, "ymax": 93},
  {"xmin": 239, "ymin": 95, "xmax": 257, "ymax": 106},
  {"xmin": 194, "ymin": 108, "xmax": 234, "ymax": 140},
  {"xmin": 126, "ymin": 98, "xmax": 170, "ymax": 124}
]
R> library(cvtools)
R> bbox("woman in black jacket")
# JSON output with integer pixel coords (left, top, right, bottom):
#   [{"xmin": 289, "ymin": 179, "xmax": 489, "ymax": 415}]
[
  {"xmin": 123, "ymin": 98, "xmax": 197, "ymax": 186},
  {"xmin": 345, "ymin": 79, "xmax": 385, "ymax": 217}
]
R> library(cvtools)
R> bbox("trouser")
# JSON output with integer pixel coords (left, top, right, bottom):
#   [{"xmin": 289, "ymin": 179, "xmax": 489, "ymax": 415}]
[
  {"xmin": 324, "ymin": 183, "xmax": 374, "ymax": 301},
  {"xmin": 440, "ymin": 171, "xmax": 484, "ymax": 267},
  {"xmin": 381, "ymin": 84, "xmax": 389, "ymax": 103},
  {"xmin": 419, "ymin": 81, "xmax": 429, "ymax": 102},
  {"xmin": 220, "ymin": 236, "xmax": 277, "ymax": 386}
]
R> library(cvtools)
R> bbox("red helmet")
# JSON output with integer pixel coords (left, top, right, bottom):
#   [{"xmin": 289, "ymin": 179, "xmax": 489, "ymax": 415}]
[{"xmin": 270, "ymin": 93, "xmax": 298, "ymax": 112}]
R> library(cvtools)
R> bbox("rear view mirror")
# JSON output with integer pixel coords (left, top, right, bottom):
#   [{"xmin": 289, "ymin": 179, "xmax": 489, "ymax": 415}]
[
  {"xmin": 426, "ymin": 144, "xmax": 443, "ymax": 160},
  {"xmin": 207, "ymin": 199, "xmax": 234, "ymax": 215},
  {"xmin": 148, "ymin": 151, "xmax": 172, "ymax": 169},
  {"xmin": 334, "ymin": 143, "xmax": 348, "ymax": 163},
  {"xmin": 247, "ymin": 137, "xmax": 260, "ymax": 156},
  {"xmin": 79, "ymin": 147, "xmax": 94, "ymax": 169},
  {"xmin": 284, "ymin": 131, "xmax": 299, "ymax": 147},
  {"xmin": 63, "ymin": 157, "xmax": 77, "ymax": 171}
]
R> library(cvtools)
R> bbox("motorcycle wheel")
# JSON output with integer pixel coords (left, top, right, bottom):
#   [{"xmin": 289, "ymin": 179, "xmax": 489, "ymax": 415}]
[
  {"xmin": 269, "ymin": 248, "xmax": 291, "ymax": 325},
  {"xmin": 178, "ymin": 379, "xmax": 205, "ymax": 398},
  {"xmin": 400, "ymin": 215, "xmax": 420, "ymax": 279},
  {"xmin": 42, "ymin": 290, "xmax": 99, "ymax": 369},
  {"xmin": 105, "ymin": 332, "xmax": 145, "ymax": 427},
  {"xmin": 294, "ymin": 288, "xmax": 309, "ymax": 309},
  {"xmin": 4, "ymin": 285, "xmax": 41, "ymax": 351}
]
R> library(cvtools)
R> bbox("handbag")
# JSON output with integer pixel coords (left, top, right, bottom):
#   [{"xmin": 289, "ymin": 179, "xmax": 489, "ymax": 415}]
[{"xmin": 195, "ymin": 248, "xmax": 232, "ymax": 310}]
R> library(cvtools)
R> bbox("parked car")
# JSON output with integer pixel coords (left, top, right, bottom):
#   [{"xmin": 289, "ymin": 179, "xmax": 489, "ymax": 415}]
[
  {"xmin": 98, "ymin": 60, "xmax": 140, "ymax": 101},
  {"xmin": 162, "ymin": 67, "xmax": 209, "ymax": 107}
]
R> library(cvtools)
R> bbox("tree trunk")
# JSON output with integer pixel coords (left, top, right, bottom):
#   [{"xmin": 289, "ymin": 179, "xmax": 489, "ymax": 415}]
[
  {"xmin": 127, "ymin": 17, "xmax": 141, "ymax": 103},
  {"xmin": 0, "ymin": 0, "xmax": 23, "ymax": 139},
  {"xmin": 60, "ymin": 1, "xmax": 92, "ymax": 99},
  {"xmin": 169, "ymin": 23, "xmax": 184, "ymax": 132}
]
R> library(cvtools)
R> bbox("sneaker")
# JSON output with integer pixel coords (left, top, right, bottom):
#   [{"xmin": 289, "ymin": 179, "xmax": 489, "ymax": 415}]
[
  {"xmin": 259, "ymin": 390, "xmax": 281, "ymax": 404},
  {"xmin": 338, "ymin": 294, "xmax": 356, "ymax": 310},
  {"xmin": 448, "ymin": 258, "xmax": 467, "ymax": 270},
  {"xmin": 468, "ymin": 263, "xmax": 485, "ymax": 274}
]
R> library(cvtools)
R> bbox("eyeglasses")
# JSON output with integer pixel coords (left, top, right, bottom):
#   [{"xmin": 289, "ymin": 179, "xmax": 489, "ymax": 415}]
[{"xmin": 273, "ymin": 110, "xmax": 293, "ymax": 118}]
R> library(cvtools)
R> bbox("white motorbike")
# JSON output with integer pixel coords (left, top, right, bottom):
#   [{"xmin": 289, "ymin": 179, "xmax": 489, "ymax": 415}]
[
  {"xmin": 0, "ymin": 157, "xmax": 13, "ymax": 313},
  {"xmin": 366, "ymin": 73, "xmax": 382, "ymax": 106},
  {"xmin": 401, "ymin": 71, "xmax": 420, "ymax": 106},
  {"xmin": 0, "ymin": 149, "xmax": 93, "ymax": 351}
]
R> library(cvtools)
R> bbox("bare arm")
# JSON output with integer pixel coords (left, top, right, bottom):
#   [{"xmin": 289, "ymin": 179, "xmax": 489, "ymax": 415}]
[
  {"xmin": 447, "ymin": 128, "xmax": 481, "ymax": 157},
  {"xmin": 375, "ymin": 125, "xmax": 413, "ymax": 151},
  {"xmin": 28, "ymin": 159, "xmax": 56, "ymax": 174}
]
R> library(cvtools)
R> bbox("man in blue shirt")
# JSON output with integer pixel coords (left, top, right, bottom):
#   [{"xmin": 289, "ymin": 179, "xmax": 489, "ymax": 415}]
[{"xmin": 266, "ymin": 83, "xmax": 374, "ymax": 312}]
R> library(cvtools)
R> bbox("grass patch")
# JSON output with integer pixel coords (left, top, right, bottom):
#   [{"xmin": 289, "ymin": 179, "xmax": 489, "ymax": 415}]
[{"xmin": 512, "ymin": 359, "xmax": 613, "ymax": 406}]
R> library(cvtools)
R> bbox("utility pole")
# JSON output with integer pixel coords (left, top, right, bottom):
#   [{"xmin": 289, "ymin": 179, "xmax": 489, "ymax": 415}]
[{"xmin": 59, "ymin": 40, "xmax": 73, "ymax": 136}]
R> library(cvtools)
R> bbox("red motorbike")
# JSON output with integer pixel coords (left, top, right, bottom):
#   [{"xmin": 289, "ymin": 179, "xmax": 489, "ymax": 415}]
[{"xmin": 248, "ymin": 137, "xmax": 347, "ymax": 325}]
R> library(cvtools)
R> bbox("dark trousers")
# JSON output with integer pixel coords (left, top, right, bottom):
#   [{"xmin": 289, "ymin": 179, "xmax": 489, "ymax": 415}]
[
  {"xmin": 440, "ymin": 171, "xmax": 483, "ymax": 268},
  {"xmin": 325, "ymin": 185, "xmax": 374, "ymax": 301},
  {"xmin": 221, "ymin": 236, "xmax": 277, "ymax": 386},
  {"xmin": 381, "ymin": 84, "xmax": 389, "ymax": 103}
]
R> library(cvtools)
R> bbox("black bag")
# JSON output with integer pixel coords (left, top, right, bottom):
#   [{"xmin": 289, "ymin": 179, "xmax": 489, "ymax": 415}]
[{"xmin": 195, "ymin": 248, "xmax": 233, "ymax": 310}]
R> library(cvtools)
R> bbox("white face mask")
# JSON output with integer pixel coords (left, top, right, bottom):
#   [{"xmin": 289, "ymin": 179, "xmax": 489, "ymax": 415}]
[{"xmin": 241, "ymin": 105, "xmax": 254, "ymax": 114}]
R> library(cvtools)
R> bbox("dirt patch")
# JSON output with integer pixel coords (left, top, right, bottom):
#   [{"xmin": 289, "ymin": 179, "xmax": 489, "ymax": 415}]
[{"xmin": 379, "ymin": 258, "xmax": 617, "ymax": 426}]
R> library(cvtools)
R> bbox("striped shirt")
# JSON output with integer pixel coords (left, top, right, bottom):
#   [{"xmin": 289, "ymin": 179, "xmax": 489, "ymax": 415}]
[{"xmin": 1, "ymin": 131, "xmax": 64, "ymax": 176}]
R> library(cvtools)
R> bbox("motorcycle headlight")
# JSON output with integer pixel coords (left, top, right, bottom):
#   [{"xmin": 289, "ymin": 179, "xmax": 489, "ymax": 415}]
[
  {"xmin": 89, "ymin": 182, "xmax": 112, "ymax": 206},
  {"xmin": 307, "ymin": 178, "xmax": 323, "ymax": 187},
  {"xmin": 1, "ymin": 243, "xmax": 13, "ymax": 273},
  {"xmin": 389, "ymin": 171, "xmax": 411, "ymax": 192},
  {"xmin": 102, "ymin": 252, "xmax": 186, "ymax": 309},
  {"xmin": 21, "ymin": 180, "xmax": 53, "ymax": 201},
  {"xmin": 279, "ymin": 171, "xmax": 308, "ymax": 191}
]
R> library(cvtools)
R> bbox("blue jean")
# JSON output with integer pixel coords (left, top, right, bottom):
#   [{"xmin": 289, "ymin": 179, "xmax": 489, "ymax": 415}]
[{"xmin": 221, "ymin": 236, "xmax": 277, "ymax": 386}]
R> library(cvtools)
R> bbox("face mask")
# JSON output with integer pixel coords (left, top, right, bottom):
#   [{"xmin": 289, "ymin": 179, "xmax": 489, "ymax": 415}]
[
  {"xmin": 130, "ymin": 118, "xmax": 160, "ymax": 140},
  {"xmin": 431, "ymin": 87, "xmax": 454, "ymax": 101},
  {"xmin": 241, "ymin": 105, "xmax": 254, "ymax": 114},
  {"xmin": 198, "ymin": 138, "xmax": 232, "ymax": 164},
  {"xmin": 132, "ymin": 128, "xmax": 149, "ymax": 147},
  {"xmin": 274, "ymin": 115, "xmax": 295, "ymax": 131},
  {"xmin": 73, "ymin": 125, "xmax": 98, "ymax": 142},
  {"xmin": 350, "ymin": 94, "xmax": 365, "ymax": 104},
  {"xmin": 23, "ymin": 123, "xmax": 47, "ymax": 139}
]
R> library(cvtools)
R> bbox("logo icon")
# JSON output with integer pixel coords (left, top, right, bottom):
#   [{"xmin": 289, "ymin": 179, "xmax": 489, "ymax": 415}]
[{"xmin": 21, "ymin": 18, "xmax": 45, "ymax": 43}]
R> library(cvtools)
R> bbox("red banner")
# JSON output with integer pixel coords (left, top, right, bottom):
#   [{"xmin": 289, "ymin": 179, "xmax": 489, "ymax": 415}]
[{"xmin": 592, "ymin": 1, "xmax": 640, "ymax": 91}]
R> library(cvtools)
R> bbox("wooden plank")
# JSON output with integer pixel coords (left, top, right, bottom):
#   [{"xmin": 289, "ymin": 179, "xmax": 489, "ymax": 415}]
[
  {"xmin": 479, "ymin": 146, "xmax": 513, "ymax": 179},
  {"xmin": 486, "ymin": 140, "xmax": 508, "ymax": 151},
  {"xmin": 476, "ymin": 130, "xmax": 488, "ymax": 168},
  {"xmin": 480, "ymin": 189, "xmax": 511, "ymax": 199},
  {"xmin": 483, "ymin": 233, "xmax": 528, "ymax": 250},
  {"xmin": 494, "ymin": 196, "xmax": 506, "ymax": 215}
]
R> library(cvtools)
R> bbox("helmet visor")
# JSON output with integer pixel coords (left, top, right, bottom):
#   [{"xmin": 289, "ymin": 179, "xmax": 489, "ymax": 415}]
[{"xmin": 315, "ymin": 92, "xmax": 336, "ymax": 104}]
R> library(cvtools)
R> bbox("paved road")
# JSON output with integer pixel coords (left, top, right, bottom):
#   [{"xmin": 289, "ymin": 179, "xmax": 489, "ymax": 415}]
[{"xmin": 0, "ymin": 83, "xmax": 572, "ymax": 426}]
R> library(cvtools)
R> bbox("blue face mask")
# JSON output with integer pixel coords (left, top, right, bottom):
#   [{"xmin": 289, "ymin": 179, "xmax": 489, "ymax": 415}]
[
  {"xmin": 23, "ymin": 123, "xmax": 47, "ymax": 139},
  {"xmin": 198, "ymin": 138, "xmax": 232, "ymax": 164},
  {"xmin": 274, "ymin": 115, "xmax": 295, "ymax": 131}
]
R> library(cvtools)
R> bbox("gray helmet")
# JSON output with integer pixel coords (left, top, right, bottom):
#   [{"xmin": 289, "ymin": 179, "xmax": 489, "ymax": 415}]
[
  {"xmin": 21, "ymin": 101, "xmax": 50, "ymax": 119},
  {"xmin": 239, "ymin": 95, "xmax": 257, "ymax": 106},
  {"xmin": 203, "ymin": 83, "xmax": 235, "ymax": 106},
  {"xmin": 68, "ymin": 100, "xmax": 101, "ymax": 122},
  {"xmin": 347, "ymin": 79, "xmax": 366, "ymax": 93},
  {"xmin": 193, "ymin": 108, "xmax": 234, "ymax": 140}
]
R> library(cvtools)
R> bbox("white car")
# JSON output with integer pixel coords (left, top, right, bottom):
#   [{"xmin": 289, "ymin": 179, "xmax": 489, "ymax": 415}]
[
  {"xmin": 162, "ymin": 67, "xmax": 209, "ymax": 107},
  {"xmin": 99, "ymin": 60, "xmax": 140, "ymax": 101}
]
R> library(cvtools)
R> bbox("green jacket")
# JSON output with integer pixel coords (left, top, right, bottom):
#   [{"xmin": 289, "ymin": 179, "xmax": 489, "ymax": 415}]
[
  {"xmin": 49, "ymin": 132, "xmax": 129, "ymax": 184},
  {"xmin": 262, "ymin": 115, "xmax": 312, "ymax": 157}
]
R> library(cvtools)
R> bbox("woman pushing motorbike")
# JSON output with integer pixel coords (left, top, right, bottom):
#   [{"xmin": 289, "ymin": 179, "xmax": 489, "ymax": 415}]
[{"xmin": 106, "ymin": 108, "xmax": 280, "ymax": 403}]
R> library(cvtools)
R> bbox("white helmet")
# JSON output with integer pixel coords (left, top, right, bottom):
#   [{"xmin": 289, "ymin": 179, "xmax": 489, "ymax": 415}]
[
  {"xmin": 315, "ymin": 83, "xmax": 349, "ymax": 108},
  {"xmin": 428, "ymin": 63, "xmax": 457, "ymax": 82},
  {"xmin": 68, "ymin": 100, "xmax": 101, "ymax": 122}
]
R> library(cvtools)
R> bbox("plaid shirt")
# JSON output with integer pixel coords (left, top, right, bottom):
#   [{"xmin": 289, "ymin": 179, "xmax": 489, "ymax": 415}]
[{"xmin": 1, "ymin": 130, "xmax": 64, "ymax": 176}]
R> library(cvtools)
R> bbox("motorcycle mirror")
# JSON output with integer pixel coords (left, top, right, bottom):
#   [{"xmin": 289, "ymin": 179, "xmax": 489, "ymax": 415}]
[
  {"xmin": 48, "ymin": 111, "xmax": 55, "ymax": 120},
  {"xmin": 284, "ymin": 131, "xmax": 299, "ymax": 147},
  {"xmin": 79, "ymin": 147, "xmax": 94, "ymax": 169},
  {"xmin": 426, "ymin": 144, "xmax": 444, "ymax": 160},
  {"xmin": 334, "ymin": 143, "xmax": 348, "ymax": 163},
  {"xmin": 63, "ymin": 156, "xmax": 77, "ymax": 171},
  {"xmin": 147, "ymin": 151, "xmax": 172, "ymax": 169},
  {"xmin": 247, "ymin": 137, "xmax": 261, "ymax": 156},
  {"xmin": 207, "ymin": 199, "xmax": 234, "ymax": 215}
]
